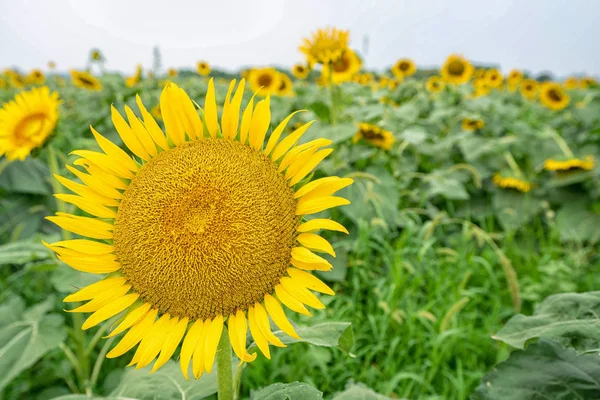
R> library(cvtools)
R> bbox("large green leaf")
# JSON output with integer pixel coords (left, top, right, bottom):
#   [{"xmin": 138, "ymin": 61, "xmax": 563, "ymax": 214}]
[
  {"xmin": 492, "ymin": 191, "xmax": 543, "ymax": 232},
  {"xmin": 473, "ymin": 340, "xmax": 600, "ymax": 400},
  {"xmin": 492, "ymin": 291, "xmax": 600, "ymax": 351},
  {"xmin": 0, "ymin": 240, "xmax": 51, "ymax": 265},
  {"xmin": 268, "ymin": 322, "xmax": 354, "ymax": 355},
  {"xmin": 555, "ymin": 200, "xmax": 600, "ymax": 244},
  {"xmin": 252, "ymin": 382, "xmax": 323, "ymax": 400},
  {"xmin": 0, "ymin": 157, "xmax": 51, "ymax": 195},
  {"xmin": 333, "ymin": 384, "xmax": 391, "ymax": 399}
]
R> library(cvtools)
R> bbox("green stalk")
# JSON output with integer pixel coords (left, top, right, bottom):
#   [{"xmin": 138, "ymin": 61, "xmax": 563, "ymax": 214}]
[
  {"xmin": 216, "ymin": 328, "xmax": 234, "ymax": 400},
  {"xmin": 327, "ymin": 63, "xmax": 338, "ymax": 125},
  {"xmin": 232, "ymin": 362, "xmax": 246, "ymax": 400}
]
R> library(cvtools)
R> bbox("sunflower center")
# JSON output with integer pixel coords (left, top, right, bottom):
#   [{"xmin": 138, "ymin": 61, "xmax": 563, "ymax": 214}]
[
  {"xmin": 279, "ymin": 79, "xmax": 287, "ymax": 90},
  {"xmin": 399, "ymin": 62, "xmax": 409, "ymax": 71},
  {"xmin": 113, "ymin": 138, "xmax": 298, "ymax": 321},
  {"xmin": 15, "ymin": 113, "xmax": 47, "ymax": 144},
  {"xmin": 257, "ymin": 74, "xmax": 273, "ymax": 88},
  {"xmin": 361, "ymin": 129, "xmax": 384, "ymax": 140},
  {"xmin": 547, "ymin": 89, "xmax": 562, "ymax": 102},
  {"xmin": 448, "ymin": 61, "xmax": 465, "ymax": 76},
  {"xmin": 332, "ymin": 54, "xmax": 350, "ymax": 73},
  {"xmin": 78, "ymin": 76, "xmax": 95, "ymax": 86}
]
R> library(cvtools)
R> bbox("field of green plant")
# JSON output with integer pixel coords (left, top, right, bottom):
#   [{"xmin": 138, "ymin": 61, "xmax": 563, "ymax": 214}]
[{"xmin": 1, "ymin": 42, "xmax": 600, "ymax": 400}]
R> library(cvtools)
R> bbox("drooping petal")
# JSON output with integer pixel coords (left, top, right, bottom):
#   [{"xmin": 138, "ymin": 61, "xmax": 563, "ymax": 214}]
[
  {"xmin": 191, "ymin": 320, "xmax": 208, "ymax": 379},
  {"xmin": 274, "ymin": 284, "xmax": 311, "ymax": 316},
  {"xmin": 253, "ymin": 303, "xmax": 285, "ymax": 347},
  {"xmin": 152, "ymin": 317, "xmax": 189, "ymax": 372},
  {"xmin": 228, "ymin": 310, "xmax": 257, "ymax": 363},
  {"xmin": 106, "ymin": 303, "xmax": 152, "ymax": 338},
  {"xmin": 280, "ymin": 277, "xmax": 325, "ymax": 309},
  {"xmin": 203, "ymin": 315, "xmax": 224, "ymax": 374},
  {"xmin": 263, "ymin": 294, "xmax": 300, "ymax": 339},
  {"xmin": 287, "ymin": 268, "xmax": 335, "ymax": 295},
  {"xmin": 180, "ymin": 320, "xmax": 204, "ymax": 380},
  {"xmin": 107, "ymin": 308, "xmax": 158, "ymax": 358},
  {"xmin": 247, "ymin": 306, "xmax": 270, "ymax": 359}
]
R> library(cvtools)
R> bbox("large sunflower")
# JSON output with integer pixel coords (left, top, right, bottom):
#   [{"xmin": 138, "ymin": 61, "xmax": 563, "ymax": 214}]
[
  {"xmin": 291, "ymin": 64, "xmax": 309, "ymax": 80},
  {"xmin": 520, "ymin": 79, "xmax": 538, "ymax": 100},
  {"xmin": 392, "ymin": 58, "xmax": 416, "ymax": 79},
  {"xmin": 321, "ymin": 49, "xmax": 361, "ymax": 84},
  {"xmin": 426, "ymin": 76, "xmax": 445, "ymax": 93},
  {"xmin": 440, "ymin": 54, "xmax": 474, "ymax": 85},
  {"xmin": 299, "ymin": 27, "xmax": 349, "ymax": 66},
  {"xmin": 197, "ymin": 61, "xmax": 211, "ymax": 76},
  {"xmin": 277, "ymin": 73, "xmax": 294, "ymax": 96},
  {"xmin": 71, "ymin": 71, "xmax": 103, "ymax": 91},
  {"xmin": 44, "ymin": 79, "xmax": 351, "ymax": 378},
  {"xmin": 0, "ymin": 87, "xmax": 60, "ymax": 161},
  {"xmin": 484, "ymin": 68, "xmax": 503, "ymax": 89},
  {"xmin": 248, "ymin": 68, "xmax": 282, "ymax": 96},
  {"xmin": 539, "ymin": 82, "xmax": 570, "ymax": 111}
]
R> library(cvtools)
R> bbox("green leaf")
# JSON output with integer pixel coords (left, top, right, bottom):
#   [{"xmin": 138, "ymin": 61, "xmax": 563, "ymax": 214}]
[
  {"xmin": 300, "ymin": 123, "xmax": 356, "ymax": 145},
  {"xmin": 272, "ymin": 322, "xmax": 354, "ymax": 355},
  {"xmin": 308, "ymin": 101, "xmax": 331, "ymax": 123},
  {"xmin": 425, "ymin": 178, "xmax": 469, "ymax": 201},
  {"xmin": 316, "ymin": 242, "xmax": 349, "ymax": 282},
  {"xmin": 0, "ymin": 240, "xmax": 51, "ymax": 265},
  {"xmin": 0, "ymin": 157, "xmax": 51, "ymax": 195},
  {"xmin": 51, "ymin": 265, "xmax": 102, "ymax": 294},
  {"xmin": 473, "ymin": 340, "xmax": 600, "ymax": 400},
  {"xmin": 492, "ymin": 291, "xmax": 600, "ymax": 351},
  {"xmin": 399, "ymin": 127, "xmax": 428, "ymax": 145},
  {"xmin": 555, "ymin": 200, "xmax": 600, "ymax": 244},
  {"xmin": 252, "ymin": 382, "xmax": 323, "ymax": 400},
  {"xmin": 333, "ymin": 384, "xmax": 392, "ymax": 399},
  {"xmin": 492, "ymin": 191, "xmax": 543, "ymax": 232}
]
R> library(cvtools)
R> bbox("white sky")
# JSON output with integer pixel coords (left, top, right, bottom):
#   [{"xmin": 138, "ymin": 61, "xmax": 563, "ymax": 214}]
[{"xmin": 1, "ymin": 0, "xmax": 598, "ymax": 78}]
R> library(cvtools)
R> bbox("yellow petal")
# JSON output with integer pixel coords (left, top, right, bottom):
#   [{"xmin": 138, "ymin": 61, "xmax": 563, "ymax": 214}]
[
  {"xmin": 220, "ymin": 80, "xmax": 236, "ymax": 140},
  {"xmin": 46, "ymin": 213, "xmax": 113, "ymax": 240},
  {"xmin": 270, "ymin": 121, "xmax": 315, "ymax": 161},
  {"xmin": 290, "ymin": 258, "xmax": 332, "ymax": 272},
  {"xmin": 71, "ymin": 150, "xmax": 134, "ymax": 180},
  {"xmin": 152, "ymin": 317, "xmax": 189, "ymax": 372},
  {"xmin": 135, "ymin": 94, "xmax": 169, "ymax": 151},
  {"xmin": 253, "ymin": 303, "xmax": 285, "ymax": 347},
  {"xmin": 89, "ymin": 126, "xmax": 138, "ymax": 172},
  {"xmin": 222, "ymin": 79, "xmax": 245, "ymax": 140},
  {"xmin": 296, "ymin": 219, "xmax": 348, "ymax": 234},
  {"xmin": 111, "ymin": 105, "xmax": 150, "ymax": 161},
  {"xmin": 180, "ymin": 320, "xmax": 204, "ymax": 380},
  {"xmin": 160, "ymin": 83, "xmax": 185, "ymax": 146},
  {"xmin": 294, "ymin": 177, "xmax": 354, "ymax": 199},
  {"xmin": 205, "ymin": 78, "xmax": 219, "ymax": 138},
  {"xmin": 203, "ymin": 315, "xmax": 223, "ymax": 374},
  {"xmin": 54, "ymin": 194, "xmax": 116, "ymax": 219},
  {"xmin": 72, "ymin": 160, "xmax": 128, "ymax": 190},
  {"xmin": 264, "ymin": 111, "xmax": 305, "ymax": 156},
  {"xmin": 239, "ymin": 95, "xmax": 256, "ymax": 145},
  {"xmin": 63, "ymin": 277, "xmax": 126, "ymax": 302},
  {"xmin": 107, "ymin": 308, "xmax": 158, "ymax": 358},
  {"xmin": 289, "ymin": 149, "xmax": 333, "ymax": 186},
  {"xmin": 65, "ymin": 165, "xmax": 123, "ymax": 200},
  {"xmin": 280, "ymin": 277, "xmax": 325, "ymax": 309},
  {"xmin": 248, "ymin": 96, "xmax": 271, "ymax": 150},
  {"xmin": 53, "ymin": 174, "xmax": 119, "ymax": 207},
  {"xmin": 175, "ymin": 86, "xmax": 203, "ymax": 141},
  {"xmin": 278, "ymin": 139, "xmax": 332, "ymax": 173},
  {"xmin": 228, "ymin": 310, "xmax": 257, "ymax": 363},
  {"xmin": 50, "ymin": 239, "xmax": 113, "ymax": 256},
  {"xmin": 124, "ymin": 106, "xmax": 158, "ymax": 157},
  {"xmin": 247, "ymin": 306, "xmax": 270, "ymax": 359},
  {"xmin": 82, "ymin": 293, "xmax": 139, "ymax": 330},
  {"xmin": 287, "ymin": 268, "xmax": 335, "ymax": 296},
  {"xmin": 106, "ymin": 303, "xmax": 152, "ymax": 338},
  {"xmin": 296, "ymin": 196, "xmax": 350, "ymax": 215},
  {"xmin": 57, "ymin": 253, "xmax": 121, "ymax": 274},
  {"xmin": 291, "ymin": 247, "xmax": 329, "ymax": 265},
  {"xmin": 296, "ymin": 233, "xmax": 335, "ymax": 257},
  {"xmin": 135, "ymin": 314, "xmax": 177, "ymax": 369},
  {"xmin": 263, "ymin": 294, "xmax": 300, "ymax": 340},
  {"xmin": 274, "ymin": 284, "xmax": 311, "ymax": 316},
  {"xmin": 69, "ymin": 284, "xmax": 131, "ymax": 313},
  {"xmin": 192, "ymin": 321, "xmax": 208, "ymax": 379},
  {"xmin": 283, "ymin": 146, "xmax": 320, "ymax": 180}
]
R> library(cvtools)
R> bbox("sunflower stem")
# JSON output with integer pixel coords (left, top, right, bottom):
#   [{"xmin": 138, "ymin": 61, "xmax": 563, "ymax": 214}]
[
  {"xmin": 327, "ymin": 63, "xmax": 338, "ymax": 125},
  {"xmin": 550, "ymin": 130, "xmax": 575, "ymax": 158},
  {"xmin": 216, "ymin": 327, "xmax": 234, "ymax": 400},
  {"xmin": 232, "ymin": 361, "xmax": 246, "ymax": 400},
  {"xmin": 89, "ymin": 335, "xmax": 117, "ymax": 392},
  {"xmin": 503, "ymin": 152, "xmax": 524, "ymax": 179}
]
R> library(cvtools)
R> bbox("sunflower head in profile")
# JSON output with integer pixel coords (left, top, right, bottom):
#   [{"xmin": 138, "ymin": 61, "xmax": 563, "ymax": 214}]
[
  {"xmin": 392, "ymin": 58, "xmax": 416, "ymax": 79},
  {"xmin": 90, "ymin": 49, "xmax": 104, "ymax": 62},
  {"xmin": 26, "ymin": 69, "xmax": 45, "ymax": 85},
  {"xmin": 299, "ymin": 27, "xmax": 349, "ymax": 66},
  {"xmin": 197, "ymin": 61, "xmax": 211, "ymax": 76},
  {"xmin": 277, "ymin": 73, "xmax": 294, "ymax": 96},
  {"xmin": 70, "ymin": 70, "xmax": 103, "ymax": 91},
  {"xmin": 462, "ymin": 117, "xmax": 485, "ymax": 131},
  {"xmin": 579, "ymin": 77, "xmax": 597, "ymax": 89},
  {"xmin": 44, "ymin": 78, "xmax": 352, "ymax": 379},
  {"xmin": 291, "ymin": 64, "xmax": 309, "ymax": 80},
  {"xmin": 7, "ymin": 72, "xmax": 25, "ymax": 89},
  {"xmin": 520, "ymin": 79, "xmax": 538, "ymax": 100},
  {"xmin": 426, "ymin": 76, "xmax": 445, "ymax": 93},
  {"xmin": 492, "ymin": 173, "xmax": 532, "ymax": 193},
  {"xmin": 563, "ymin": 77, "xmax": 579, "ymax": 90},
  {"xmin": 248, "ymin": 67, "xmax": 282, "ymax": 96},
  {"xmin": 440, "ymin": 54, "xmax": 474, "ymax": 85},
  {"xmin": 321, "ymin": 49, "xmax": 361, "ymax": 85},
  {"xmin": 539, "ymin": 82, "xmax": 570, "ymax": 111},
  {"xmin": 0, "ymin": 87, "xmax": 60, "ymax": 161},
  {"xmin": 352, "ymin": 123, "xmax": 394, "ymax": 150},
  {"xmin": 484, "ymin": 68, "xmax": 503, "ymax": 88},
  {"xmin": 544, "ymin": 155, "xmax": 595, "ymax": 172}
]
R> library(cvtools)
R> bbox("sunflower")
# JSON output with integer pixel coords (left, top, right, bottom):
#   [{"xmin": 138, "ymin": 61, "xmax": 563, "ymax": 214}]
[
  {"xmin": 299, "ymin": 27, "xmax": 349, "ymax": 66},
  {"xmin": 472, "ymin": 78, "xmax": 491, "ymax": 98},
  {"xmin": 462, "ymin": 117, "xmax": 484, "ymax": 131},
  {"xmin": 321, "ymin": 49, "xmax": 361, "ymax": 84},
  {"xmin": 474, "ymin": 68, "xmax": 486, "ymax": 79},
  {"xmin": 71, "ymin": 71, "xmax": 103, "ymax": 91},
  {"xmin": 25, "ymin": 69, "xmax": 45, "ymax": 85},
  {"xmin": 579, "ymin": 77, "xmax": 597, "ymax": 88},
  {"xmin": 44, "ymin": 79, "xmax": 351, "ymax": 379},
  {"xmin": 8, "ymin": 73, "xmax": 25, "ymax": 89},
  {"xmin": 168, "ymin": 68, "xmax": 178, "ymax": 78},
  {"xmin": 248, "ymin": 68, "xmax": 282, "ymax": 96},
  {"xmin": 125, "ymin": 65, "xmax": 143, "ymax": 88},
  {"xmin": 0, "ymin": 78, "xmax": 7, "ymax": 89},
  {"xmin": 492, "ymin": 174, "xmax": 532, "ymax": 193},
  {"xmin": 353, "ymin": 73, "xmax": 373, "ymax": 85},
  {"xmin": 520, "ymin": 79, "xmax": 538, "ymax": 100},
  {"xmin": 544, "ymin": 156, "xmax": 595, "ymax": 171},
  {"xmin": 197, "ymin": 61, "xmax": 211, "ymax": 76},
  {"xmin": 563, "ymin": 77, "xmax": 579, "ymax": 90},
  {"xmin": 392, "ymin": 58, "xmax": 416, "ymax": 79},
  {"xmin": 539, "ymin": 82, "xmax": 570, "ymax": 111},
  {"xmin": 353, "ymin": 123, "xmax": 394, "ymax": 150},
  {"xmin": 440, "ymin": 54, "xmax": 474, "ymax": 85},
  {"xmin": 426, "ymin": 76, "xmax": 445, "ymax": 93},
  {"xmin": 0, "ymin": 87, "xmax": 60, "ymax": 161},
  {"xmin": 506, "ymin": 69, "xmax": 522, "ymax": 91},
  {"xmin": 48, "ymin": 61, "xmax": 56, "ymax": 70},
  {"xmin": 484, "ymin": 69, "xmax": 503, "ymax": 88},
  {"xmin": 291, "ymin": 64, "xmax": 309, "ymax": 80},
  {"xmin": 277, "ymin": 73, "xmax": 294, "ymax": 96},
  {"xmin": 387, "ymin": 79, "xmax": 401, "ymax": 90},
  {"xmin": 90, "ymin": 49, "xmax": 104, "ymax": 62}
]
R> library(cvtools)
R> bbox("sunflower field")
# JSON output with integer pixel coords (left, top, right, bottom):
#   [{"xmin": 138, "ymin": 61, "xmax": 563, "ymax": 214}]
[{"xmin": 1, "ymin": 28, "xmax": 600, "ymax": 400}]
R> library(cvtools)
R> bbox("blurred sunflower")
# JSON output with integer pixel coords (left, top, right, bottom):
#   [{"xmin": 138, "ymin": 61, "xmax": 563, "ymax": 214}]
[
  {"xmin": 472, "ymin": 79, "xmax": 491, "ymax": 98},
  {"xmin": 150, "ymin": 104, "xmax": 162, "ymax": 120},
  {"xmin": 387, "ymin": 79, "xmax": 401, "ymax": 90},
  {"xmin": 580, "ymin": 77, "xmax": 597, "ymax": 88},
  {"xmin": 392, "ymin": 58, "xmax": 416, "ymax": 79},
  {"xmin": 353, "ymin": 123, "xmax": 394, "ymax": 150},
  {"xmin": 440, "ymin": 54, "xmax": 473, "ymax": 85},
  {"xmin": 563, "ymin": 77, "xmax": 579, "ymax": 89},
  {"xmin": 474, "ymin": 68, "xmax": 486, "ymax": 79},
  {"xmin": 462, "ymin": 117, "xmax": 484, "ymax": 131},
  {"xmin": 299, "ymin": 27, "xmax": 349, "ymax": 66},
  {"xmin": 544, "ymin": 156, "xmax": 595, "ymax": 171},
  {"xmin": 539, "ymin": 82, "xmax": 569, "ymax": 111},
  {"xmin": 125, "ymin": 65, "xmax": 143, "ymax": 88},
  {"xmin": 48, "ymin": 61, "xmax": 56, "ymax": 70},
  {"xmin": 484, "ymin": 69, "xmax": 503, "ymax": 88},
  {"xmin": 45, "ymin": 78, "xmax": 351, "ymax": 378},
  {"xmin": 249, "ymin": 67, "xmax": 282, "ymax": 96},
  {"xmin": 277, "ymin": 73, "xmax": 294, "ymax": 96},
  {"xmin": 26, "ymin": 69, "xmax": 45, "ymax": 85},
  {"xmin": 8, "ymin": 73, "xmax": 25, "ymax": 89},
  {"xmin": 492, "ymin": 174, "xmax": 532, "ymax": 193},
  {"xmin": 197, "ymin": 61, "xmax": 211, "ymax": 76},
  {"xmin": 71, "ymin": 71, "xmax": 103, "ymax": 91},
  {"xmin": 168, "ymin": 68, "xmax": 178, "ymax": 78},
  {"xmin": 378, "ymin": 77, "xmax": 391, "ymax": 89},
  {"xmin": 322, "ymin": 49, "xmax": 361, "ymax": 84},
  {"xmin": 520, "ymin": 79, "xmax": 538, "ymax": 100},
  {"xmin": 353, "ymin": 73, "xmax": 373, "ymax": 85},
  {"xmin": 291, "ymin": 64, "xmax": 309, "ymax": 80},
  {"xmin": 507, "ymin": 69, "xmax": 523, "ymax": 91},
  {"xmin": 426, "ymin": 76, "xmax": 445, "ymax": 93},
  {"xmin": 0, "ymin": 78, "xmax": 7, "ymax": 89},
  {"xmin": 90, "ymin": 49, "xmax": 104, "ymax": 62},
  {"xmin": 0, "ymin": 87, "xmax": 60, "ymax": 161}
]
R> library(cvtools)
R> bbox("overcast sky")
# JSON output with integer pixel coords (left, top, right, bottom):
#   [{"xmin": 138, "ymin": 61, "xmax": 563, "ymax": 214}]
[{"xmin": 1, "ymin": 0, "xmax": 598, "ymax": 78}]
